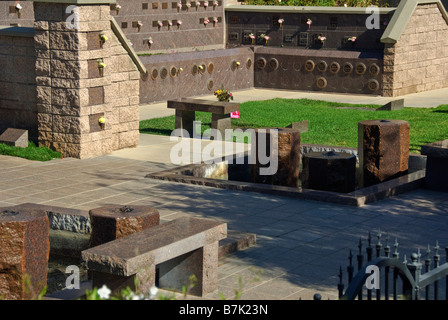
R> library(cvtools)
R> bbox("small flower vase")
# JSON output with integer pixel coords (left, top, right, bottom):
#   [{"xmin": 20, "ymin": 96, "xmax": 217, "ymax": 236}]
[{"xmin": 98, "ymin": 117, "xmax": 106, "ymax": 130}]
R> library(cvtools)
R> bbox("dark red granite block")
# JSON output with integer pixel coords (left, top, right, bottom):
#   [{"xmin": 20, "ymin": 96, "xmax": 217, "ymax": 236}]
[
  {"xmin": 302, "ymin": 151, "xmax": 356, "ymax": 193},
  {"xmin": 251, "ymin": 127, "xmax": 301, "ymax": 187},
  {"xmin": 0, "ymin": 207, "xmax": 49, "ymax": 300},
  {"xmin": 89, "ymin": 205, "xmax": 160, "ymax": 247},
  {"xmin": 358, "ymin": 119, "xmax": 410, "ymax": 187}
]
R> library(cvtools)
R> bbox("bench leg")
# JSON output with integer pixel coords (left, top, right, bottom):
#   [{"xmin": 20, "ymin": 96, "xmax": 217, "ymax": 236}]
[
  {"xmin": 158, "ymin": 242, "xmax": 219, "ymax": 297},
  {"xmin": 175, "ymin": 109, "xmax": 195, "ymax": 137},
  {"xmin": 211, "ymin": 113, "xmax": 231, "ymax": 140},
  {"xmin": 91, "ymin": 267, "xmax": 156, "ymax": 297}
]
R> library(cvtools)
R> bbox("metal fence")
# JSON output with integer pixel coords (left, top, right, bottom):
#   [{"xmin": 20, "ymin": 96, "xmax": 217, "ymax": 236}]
[{"xmin": 338, "ymin": 231, "xmax": 448, "ymax": 300}]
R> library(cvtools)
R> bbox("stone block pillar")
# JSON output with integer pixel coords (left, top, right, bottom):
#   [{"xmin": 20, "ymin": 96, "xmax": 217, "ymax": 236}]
[
  {"xmin": 358, "ymin": 119, "xmax": 410, "ymax": 187},
  {"xmin": 251, "ymin": 128, "xmax": 301, "ymax": 187},
  {"xmin": 89, "ymin": 205, "xmax": 160, "ymax": 247},
  {"xmin": 302, "ymin": 151, "xmax": 356, "ymax": 193},
  {"xmin": 33, "ymin": 0, "xmax": 140, "ymax": 159},
  {"xmin": 0, "ymin": 208, "xmax": 50, "ymax": 300}
]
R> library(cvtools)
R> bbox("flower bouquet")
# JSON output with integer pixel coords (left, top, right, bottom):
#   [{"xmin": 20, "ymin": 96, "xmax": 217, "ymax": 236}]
[{"xmin": 214, "ymin": 86, "xmax": 233, "ymax": 102}]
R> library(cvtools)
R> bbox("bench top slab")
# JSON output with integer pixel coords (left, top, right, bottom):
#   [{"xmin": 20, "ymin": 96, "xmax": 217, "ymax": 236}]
[
  {"xmin": 168, "ymin": 98, "xmax": 239, "ymax": 114},
  {"xmin": 81, "ymin": 217, "xmax": 227, "ymax": 276}
]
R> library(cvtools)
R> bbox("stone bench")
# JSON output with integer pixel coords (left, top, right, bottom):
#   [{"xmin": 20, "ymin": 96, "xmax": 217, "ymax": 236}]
[
  {"xmin": 168, "ymin": 98, "xmax": 239, "ymax": 139},
  {"xmin": 81, "ymin": 217, "xmax": 227, "ymax": 297}
]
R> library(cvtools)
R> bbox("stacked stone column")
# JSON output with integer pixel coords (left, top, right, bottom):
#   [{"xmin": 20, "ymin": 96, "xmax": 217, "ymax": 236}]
[{"xmin": 34, "ymin": 0, "xmax": 139, "ymax": 159}]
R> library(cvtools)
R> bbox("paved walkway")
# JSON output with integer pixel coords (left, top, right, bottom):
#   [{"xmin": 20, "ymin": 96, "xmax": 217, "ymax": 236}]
[{"xmin": 1, "ymin": 88, "xmax": 448, "ymax": 300}]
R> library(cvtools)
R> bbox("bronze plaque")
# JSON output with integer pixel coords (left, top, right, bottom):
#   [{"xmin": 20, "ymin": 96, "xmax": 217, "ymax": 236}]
[
  {"xmin": 316, "ymin": 77, "xmax": 327, "ymax": 89},
  {"xmin": 369, "ymin": 63, "xmax": 380, "ymax": 76},
  {"xmin": 207, "ymin": 62, "xmax": 214, "ymax": 74},
  {"xmin": 170, "ymin": 66, "xmax": 177, "ymax": 78},
  {"xmin": 246, "ymin": 58, "xmax": 252, "ymax": 69},
  {"xmin": 367, "ymin": 79, "xmax": 380, "ymax": 92},
  {"xmin": 317, "ymin": 60, "xmax": 327, "ymax": 73},
  {"xmin": 151, "ymin": 68, "xmax": 158, "ymax": 80},
  {"xmin": 207, "ymin": 79, "xmax": 214, "ymax": 91},
  {"xmin": 343, "ymin": 62, "xmax": 353, "ymax": 74},
  {"xmin": 329, "ymin": 62, "xmax": 340, "ymax": 74},
  {"xmin": 304, "ymin": 60, "xmax": 315, "ymax": 72},
  {"xmin": 356, "ymin": 63, "xmax": 367, "ymax": 75},
  {"xmin": 88, "ymin": 59, "xmax": 102, "ymax": 78},
  {"xmin": 269, "ymin": 58, "xmax": 279, "ymax": 71},
  {"xmin": 160, "ymin": 67, "xmax": 168, "ymax": 79},
  {"xmin": 256, "ymin": 58, "xmax": 266, "ymax": 70},
  {"xmin": 89, "ymin": 86, "xmax": 104, "ymax": 106},
  {"xmin": 89, "ymin": 113, "xmax": 105, "ymax": 133},
  {"xmin": 87, "ymin": 32, "xmax": 102, "ymax": 50}
]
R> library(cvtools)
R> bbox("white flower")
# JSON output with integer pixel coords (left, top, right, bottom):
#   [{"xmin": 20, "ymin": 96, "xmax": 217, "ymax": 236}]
[
  {"xmin": 15, "ymin": 3, "xmax": 22, "ymax": 10},
  {"xmin": 148, "ymin": 286, "xmax": 159, "ymax": 299},
  {"xmin": 344, "ymin": 3, "xmax": 348, "ymax": 7},
  {"xmin": 97, "ymin": 285, "xmax": 111, "ymax": 299}
]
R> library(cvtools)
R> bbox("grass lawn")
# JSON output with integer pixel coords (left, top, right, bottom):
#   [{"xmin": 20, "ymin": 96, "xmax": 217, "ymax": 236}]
[
  {"xmin": 0, "ymin": 141, "xmax": 62, "ymax": 161},
  {"xmin": 139, "ymin": 98, "xmax": 448, "ymax": 153}
]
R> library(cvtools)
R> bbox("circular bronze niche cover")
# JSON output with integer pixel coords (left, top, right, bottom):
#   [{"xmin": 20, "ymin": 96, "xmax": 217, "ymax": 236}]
[
  {"xmin": 192, "ymin": 64, "xmax": 198, "ymax": 75},
  {"xmin": 160, "ymin": 67, "xmax": 168, "ymax": 79},
  {"xmin": 329, "ymin": 62, "xmax": 340, "ymax": 74},
  {"xmin": 256, "ymin": 57, "xmax": 267, "ymax": 70},
  {"xmin": 367, "ymin": 79, "xmax": 380, "ymax": 92},
  {"xmin": 269, "ymin": 58, "xmax": 279, "ymax": 70},
  {"xmin": 207, "ymin": 79, "xmax": 214, "ymax": 91},
  {"xmin": 304, "ymin": 59, "xmax": 315, "ymax": 72},
  {"xmin": 317, "ymin": 60, "xmax": 328, "ymax": 73},
  {"xmin": 231, "ymin": 60, "xmax": 238, "ymax": 71},
  {"xmin": 316, "ymin": 77, "xmax": 327, "ymax": 89},
  {"xmin": 141, "ymin": 70, "xmax": 149, "ymax": 81},
  {"xmin": 169, "ymin": 66, "xmax": 177, "ymax": 78},
  {"xmin": 355, "ymin": 63, "xmax": 367, "ymax": 75},
  {"xmin": 208, "ymin": 62, "xmax": 214, "ymax": 74},
  {"xmin": 342, "ymin": 62, "xmax": 353, "ymax": 74},
  {"xmin": 246, "ymin": 58, "xmax": 252, "ymax": 69},
  {"xmin": 150, "ymin": 68, "xmax": 158, "ymax": 80},
  {"xmin": 369, "ymin": 63, "xmax": 380, "ymax": 76}
]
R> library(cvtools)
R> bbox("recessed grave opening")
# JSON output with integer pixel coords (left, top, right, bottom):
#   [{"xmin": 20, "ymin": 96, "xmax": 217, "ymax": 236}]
[{"xmin": 146, "ymin": 146, "xmax": 426, "ymax": 207}]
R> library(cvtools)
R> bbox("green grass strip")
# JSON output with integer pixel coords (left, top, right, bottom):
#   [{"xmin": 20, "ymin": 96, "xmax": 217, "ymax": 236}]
[
  {"xmin": 139, "ymin": 98, "xmax": 448, "ymax": 153},
  {"xmin": 0, "ymin": 141, "xmax": 62, "ymax": 161}
]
